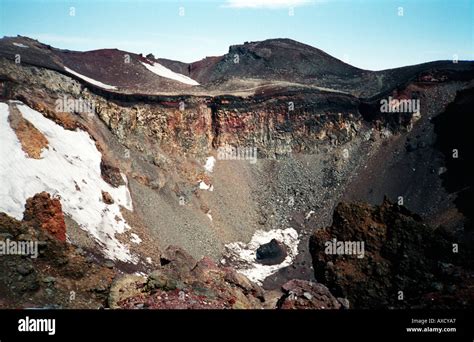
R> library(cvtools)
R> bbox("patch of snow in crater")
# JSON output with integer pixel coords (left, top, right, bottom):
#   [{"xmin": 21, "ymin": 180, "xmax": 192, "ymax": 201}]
[
  {"xmin": 64, "ymin": 66, "xmax": 117, "ymax": 90},
  {"xmin": 224, "ymin": 228, "xmax": 299, "ymax": 285},
  {"xmin": 198, "ymin": 181, "xmax": 213, "ymax": 191},
  {"xmin": 206, "ymin": 212, "xmax": 213, "ymax": 222},
  {"xmin": 0, "ymin": 101, "xmax": 136, "ymax": 263},
  {"xmin": 13, "ymin": 43, "xmax": 28, "ymax": 48},
  {"xmin": 141, "ymin": 61, "xmax": 199, "ymax": 86},
  {"xmin": 130, "ymin": 233, "xmax": 142, "ymax": 244},
  {"xmin": 204, "ymin": 156, "xmax": 216, "ymax": 173}
]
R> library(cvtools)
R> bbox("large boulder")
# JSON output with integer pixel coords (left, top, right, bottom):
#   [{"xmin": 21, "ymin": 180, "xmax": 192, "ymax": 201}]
[{"xmin": 256, "ymin": 239, "xmax": 287, "ymax": 265}]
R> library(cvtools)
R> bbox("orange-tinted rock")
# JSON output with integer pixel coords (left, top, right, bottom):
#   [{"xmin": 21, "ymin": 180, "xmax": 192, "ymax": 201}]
[
  {"xmin": 23, "ymin": 192, "xmax": 66, "ymax": 242},
  {"xmin": 8, "ymin": 103, "xmax": 49, "ymax": 159}
]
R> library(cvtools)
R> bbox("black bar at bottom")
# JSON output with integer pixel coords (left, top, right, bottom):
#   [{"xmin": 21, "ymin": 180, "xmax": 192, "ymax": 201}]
[{"xmin": 0, "ymin": 309, "xmax": 472, "ymax": 341}]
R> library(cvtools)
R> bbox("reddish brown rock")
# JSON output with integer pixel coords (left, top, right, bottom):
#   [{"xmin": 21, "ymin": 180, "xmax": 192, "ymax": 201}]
[
  {"xmin": 8, "ymin": 103, "xmax": 49, "ymax": 159},
  {"xmin": 101, "ymin": 191, "xmax": 114, "ymax": 204},
  {"xmin": 23, "ymin": 191, "xmax": 66, "ymax": 242},
  {"xmin": 256, "ymin": 239, "xmax": 287, "ymax": 265}
]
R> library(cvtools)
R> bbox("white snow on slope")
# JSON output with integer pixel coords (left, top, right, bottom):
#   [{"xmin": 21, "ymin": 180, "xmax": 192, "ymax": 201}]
[
  {"xmin": 0, "ymin": 101, "xmax": 137, "ymax": 262},
  {"xmin": 64, "ymin": 66, "xmax": 117, "ymax": 90},
  {"xmin": 130, "ymin": 233, "xmax": 142, "ymax": 244},
  {"xmin": 13, "ymin": 42, "xmax": 29, "ymax": 48},
  {"xmin": 141, "ymin": 61, "xmax": 200, "ymax": 86},
  {"xmin": 204, "ymin": 156, "xmax": 216, "ymax": 173},
  {"xmin": 224, "ymin": 228, "xmax": 299, "ymax": 285},
  {"xmin": 198, "ymin": 181, "xmax": 214, "ymax": 191}
]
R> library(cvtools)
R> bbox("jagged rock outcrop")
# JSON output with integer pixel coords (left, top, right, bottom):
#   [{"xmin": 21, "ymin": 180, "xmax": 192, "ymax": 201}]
[
  {"xmin": 0, "ymin": 192, "xmax": 115, "ymax": 309},
  {"xmin": 109, "ymin": 245, "xmax": 265, "ymax": 309},
  {"xmin": 211, "ymin": 91, "xmax": 363, "ymax": 158},
  {"xmin": 310, "ymin": 199, "xmax": 473, "ymax": 309}
]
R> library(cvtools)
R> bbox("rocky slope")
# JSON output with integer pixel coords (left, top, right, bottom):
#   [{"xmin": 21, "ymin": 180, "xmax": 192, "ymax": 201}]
[
  {"xmin": 2, "ymin": 35, "xmax": 473, "ymax": 97},
  {"xmin": 0, "ymin": 36, "xmax": 201, "ymax": 95},
  {"xmin": 0, "ymin": 35, "xmax": 473, "ymax": 309},
  {"xmin": 0, "ymin": 192, "xmax": 114, "ymax": 309},
  {"xmin": 0, "ymin": 191, "xmax": 346, "ymax": 309}
]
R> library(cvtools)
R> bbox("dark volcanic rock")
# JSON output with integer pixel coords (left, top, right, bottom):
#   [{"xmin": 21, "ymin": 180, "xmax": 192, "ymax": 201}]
[
  {"xmin": 100, "ymin": 160, "xmax": 125, "ymax": 187},
  {"xmin": 309, "ymin": 199, "xmax": 473, "ymax": 309},
  {"xmin": 433, "ymin": 87, "xmax": 474, "ymax": 231},
  {"xmin": 256, "ymin": 239, "xmax": 287, "ymax": 265},
  {"xmin": 190, "ymin": 38, "xmax": 365, "ymax": 88}
]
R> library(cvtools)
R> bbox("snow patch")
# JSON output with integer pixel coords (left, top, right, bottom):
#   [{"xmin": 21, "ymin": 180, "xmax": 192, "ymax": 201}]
[
  {"xmin": 13, "ymin": 43, "xmax": 28, "ymax": 48},
  {"xmin": 206, "ymin": 212, "xmax": 213, "ymax": 222},
  {"xmin": 204, "ymin": 156, "xmax": 216, "ymax": 173},
  {"xmin": 224, "ymin": 228, "xmax": 299, "ymax": 285},
  {"xmin": 141, "ymin": 61, "xmax": 199, "ymax": 86},
  {"xmin": 64, "ymin": 66, "xmax": 117, "ymax": 90},
  {"xmin": 130, "ymin": 233, "xmax": 142, "ymax": 244},
  {"xmin": 305, "ymin": 210, "xmax": 315, "ymax": 220},
  {"xmin": 198, "ymin": 181, "xmax": 213, "ymax": 191},
  {"xmin": 0, "ymin": 101, "xmax": 136, "ymax": 263}
]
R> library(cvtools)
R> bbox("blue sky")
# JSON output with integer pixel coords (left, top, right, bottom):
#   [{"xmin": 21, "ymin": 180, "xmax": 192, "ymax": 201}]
[{"xmin": 0, "ymin": 0, "xmax": 472, "ymax": 70}]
